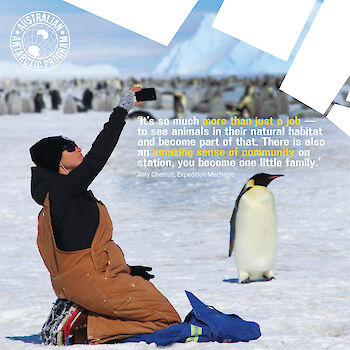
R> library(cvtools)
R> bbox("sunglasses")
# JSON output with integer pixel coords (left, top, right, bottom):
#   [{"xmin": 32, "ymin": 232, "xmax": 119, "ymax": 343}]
[{"xmin": 62, "ymin": 141, "xmax": 78, "ymax": 152}]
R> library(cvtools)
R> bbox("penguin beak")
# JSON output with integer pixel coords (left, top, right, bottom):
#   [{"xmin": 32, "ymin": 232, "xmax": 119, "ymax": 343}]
[{"xmin": 268, "ymin": 175, "xmax": 284, "ymax": 180}]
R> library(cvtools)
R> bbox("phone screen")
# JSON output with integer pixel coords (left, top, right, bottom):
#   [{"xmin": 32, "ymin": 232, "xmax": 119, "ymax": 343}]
[{"xmin": 135, "ymin": 88, "xmax": 157, "ymax": 102}]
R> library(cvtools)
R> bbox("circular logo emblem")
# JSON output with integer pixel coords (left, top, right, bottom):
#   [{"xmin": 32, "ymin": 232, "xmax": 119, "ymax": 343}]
[{"xmin": 10, "ymin": 11, "xmax": 70, "ymax": 71}]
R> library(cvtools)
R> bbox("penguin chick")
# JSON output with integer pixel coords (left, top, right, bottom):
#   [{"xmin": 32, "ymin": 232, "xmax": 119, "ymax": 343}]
[{"xmin": 229, "ymin": 173, "xmax": 283, "ymax": 283}]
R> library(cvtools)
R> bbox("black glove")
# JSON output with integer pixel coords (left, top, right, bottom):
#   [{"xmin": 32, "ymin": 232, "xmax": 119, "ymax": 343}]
[{"xmin": 129, "ymin": 265, "xmax": 154, "ymax": 280}]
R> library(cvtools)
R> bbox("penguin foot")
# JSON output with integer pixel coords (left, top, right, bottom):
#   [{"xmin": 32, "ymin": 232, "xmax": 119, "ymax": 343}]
[
  {"xmin": 240, "ymin": 278, "xmax": 252, "ymax": 284},
  {"xmin": 262, "ymin": 276, "xmax": 275, "ymax": 282}
]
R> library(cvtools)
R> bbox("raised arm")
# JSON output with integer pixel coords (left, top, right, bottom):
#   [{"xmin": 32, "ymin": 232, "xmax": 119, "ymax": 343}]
[{"xmin": 58, "ymin": 88, "xmax": 141, "ymax": 197}]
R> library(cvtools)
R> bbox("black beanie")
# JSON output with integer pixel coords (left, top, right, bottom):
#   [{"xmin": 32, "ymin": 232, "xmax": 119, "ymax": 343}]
[{"xmin": 30, "ymin": 136, "xmax": 72, "ymax": 172}]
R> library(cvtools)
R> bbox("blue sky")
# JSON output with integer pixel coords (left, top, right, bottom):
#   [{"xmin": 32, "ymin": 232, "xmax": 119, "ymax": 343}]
[
  {"xmin": 1, "ymin": 0, "xmax": 224, "ymax": 76},
  {"xmin": 1, "ymin": 0, "xmax": 323, "ymax": 77}
]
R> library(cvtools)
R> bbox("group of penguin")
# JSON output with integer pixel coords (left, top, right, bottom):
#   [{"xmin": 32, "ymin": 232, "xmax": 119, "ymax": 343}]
[
  {"xmin": 229, "ymin": 173, "xmax": 283, "ymax": 284},
  {"xmin": 0, "ymin": 89, "xmax": 61, "ymax": 114}
]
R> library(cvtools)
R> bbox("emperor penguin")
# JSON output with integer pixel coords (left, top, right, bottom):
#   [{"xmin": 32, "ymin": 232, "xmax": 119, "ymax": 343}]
[{"xmin": 229, "ymin": 173, "xmax": 283, "ymax": 283}]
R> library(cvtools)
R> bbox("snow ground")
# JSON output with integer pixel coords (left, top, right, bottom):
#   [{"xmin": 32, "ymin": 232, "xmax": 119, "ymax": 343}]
[{"xmin": 0, "ymin": 110, "xmax": 350, "ymax": 349}]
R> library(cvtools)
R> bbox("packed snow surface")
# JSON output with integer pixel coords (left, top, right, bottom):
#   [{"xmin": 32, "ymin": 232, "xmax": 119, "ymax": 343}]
[{"xmin": 0, "ymin": 110, "xmax": 350, "ymax": 349}]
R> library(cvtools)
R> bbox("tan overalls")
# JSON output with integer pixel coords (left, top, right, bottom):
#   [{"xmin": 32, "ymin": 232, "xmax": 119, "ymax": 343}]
[{"xmin": 37, "ymin": 193, "xmax": 181, "ymax": 344}]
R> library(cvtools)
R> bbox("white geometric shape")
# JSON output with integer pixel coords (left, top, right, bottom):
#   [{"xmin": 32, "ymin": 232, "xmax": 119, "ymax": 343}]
[
  {"xmin": 62, "ymin": 0, "xmax": 199, "ymax": 46},
  {"xmin": 212, "ymin": 0, "xmax": 317, "ymax": 61},
  {"xmin": 327, "ymin": 104, "xmax": 350, "ymax": 137},
  {"xmin": 281, "ymin": 0, "xmax": 350, "ymax": 115}
]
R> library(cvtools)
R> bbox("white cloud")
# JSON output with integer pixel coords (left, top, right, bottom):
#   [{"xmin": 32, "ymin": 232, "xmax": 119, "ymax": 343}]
[
  {"xmin": 68, "ymin": 46, "xmax": 164, "ymax": 62},
  {"xmin": 0, "ymin": 60, "xmax": 120, "ymax": 79}
]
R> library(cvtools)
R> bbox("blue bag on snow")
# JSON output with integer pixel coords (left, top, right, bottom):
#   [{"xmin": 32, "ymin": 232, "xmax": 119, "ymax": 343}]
[{"xmin": 124, "ymin": 291, "xmax": 261, "ymax": 346}]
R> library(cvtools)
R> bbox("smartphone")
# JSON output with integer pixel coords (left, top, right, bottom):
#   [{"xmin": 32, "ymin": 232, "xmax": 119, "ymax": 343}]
[{"xmin": 135, "ymin": 88, "xmax": 157, "ymax": 102}]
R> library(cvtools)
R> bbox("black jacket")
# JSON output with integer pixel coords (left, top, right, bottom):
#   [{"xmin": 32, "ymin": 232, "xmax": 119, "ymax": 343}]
[{"xmin": 31, "ymin": 107, "xmax": 127, "ymax": 251}]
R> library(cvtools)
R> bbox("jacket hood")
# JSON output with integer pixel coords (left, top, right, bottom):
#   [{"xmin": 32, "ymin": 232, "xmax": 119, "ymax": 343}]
[{"xmin": 31, "ymin": 166, "xmax": 61, "ymax": 205}]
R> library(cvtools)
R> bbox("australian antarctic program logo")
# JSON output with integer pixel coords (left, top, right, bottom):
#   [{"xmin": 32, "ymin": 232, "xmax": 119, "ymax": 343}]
[{"xmin": 10, "ymin": 11, "xmax": 70, "ymax": 71}]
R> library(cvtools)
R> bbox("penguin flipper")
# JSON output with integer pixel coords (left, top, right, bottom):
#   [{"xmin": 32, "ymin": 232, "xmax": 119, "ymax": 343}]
[{"xmin": 229, "ymin": 186, "xmax": 252, "ymax": 257}]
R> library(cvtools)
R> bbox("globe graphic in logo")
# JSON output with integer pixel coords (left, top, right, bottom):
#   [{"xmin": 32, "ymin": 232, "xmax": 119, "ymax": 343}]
[
  {"xmin": 23, "ymin": 24, "xmax": 58, "ymax": 59},
  {"xmin": 10, "ymin": 11, "xmax": 70, "ymax": 70}
]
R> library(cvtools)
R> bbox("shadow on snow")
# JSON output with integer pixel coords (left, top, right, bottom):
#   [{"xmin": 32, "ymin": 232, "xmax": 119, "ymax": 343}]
[
  {"xmin": 223, "ymin": 278, "xmax": 239, "ymax": 283},
  {"xmin": 7, "ymin": 334, "xmax": 41, "ymax": 344}
]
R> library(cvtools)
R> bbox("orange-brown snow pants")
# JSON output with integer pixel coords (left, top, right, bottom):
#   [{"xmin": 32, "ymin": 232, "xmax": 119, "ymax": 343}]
[{"xmin": 37, "ymin": 193, "xmax": 181, "ymax": 344}]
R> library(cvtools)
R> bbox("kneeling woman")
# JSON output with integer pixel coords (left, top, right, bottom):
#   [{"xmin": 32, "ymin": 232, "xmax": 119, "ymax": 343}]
[{"xmin": 30, "ymin": 87, "xmax": 181, "ymax": 345}]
